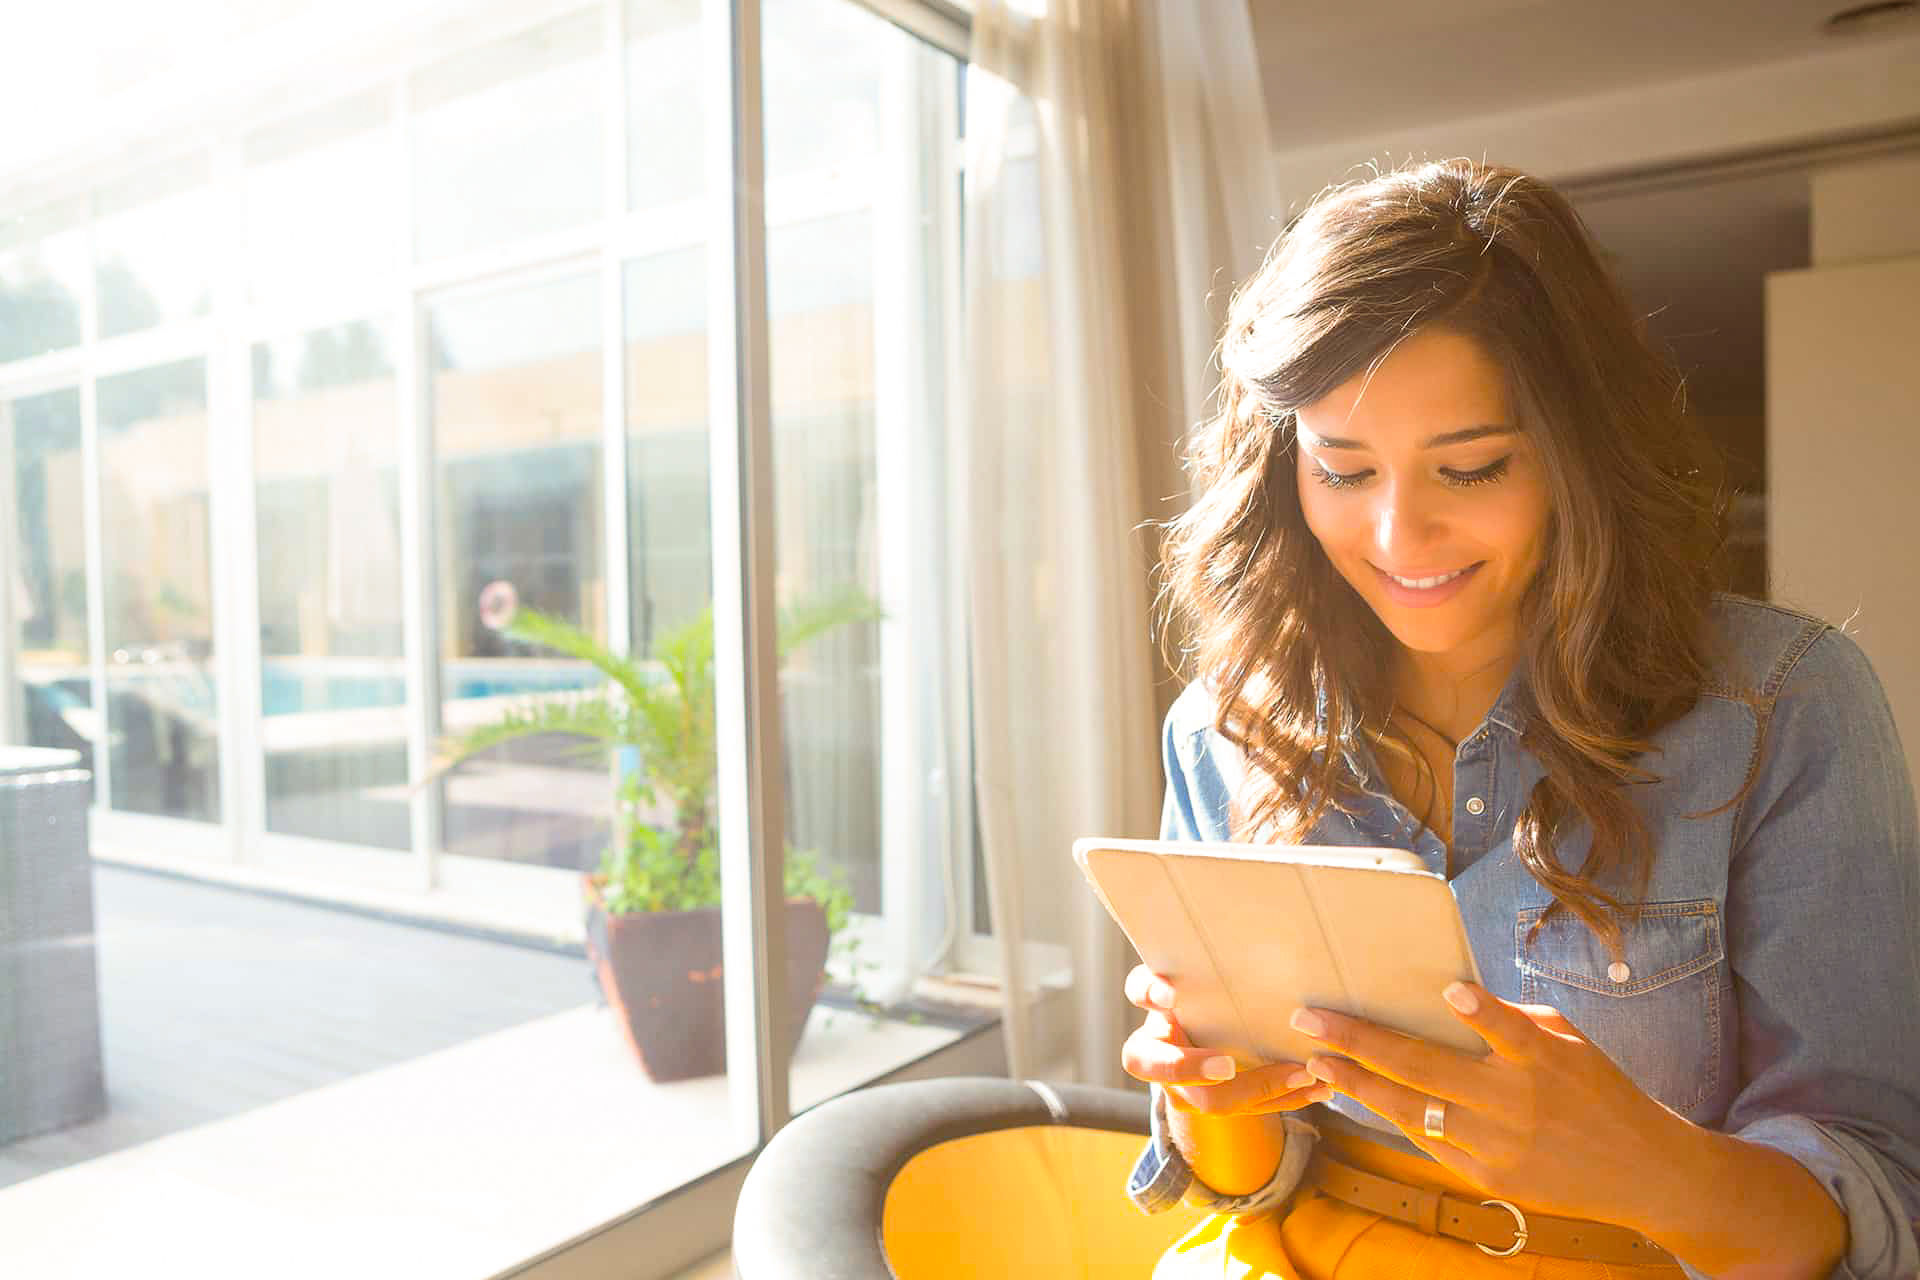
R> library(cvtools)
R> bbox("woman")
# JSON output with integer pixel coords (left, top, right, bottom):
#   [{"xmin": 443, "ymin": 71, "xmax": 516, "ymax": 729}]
[{"xmin": 1123, "ymin": 159, "xmax": 1920, "ymax": 1278}]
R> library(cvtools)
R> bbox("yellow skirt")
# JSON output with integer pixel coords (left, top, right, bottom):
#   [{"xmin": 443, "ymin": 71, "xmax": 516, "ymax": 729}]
[{"xmin": 1157, "ymin": 1129, "xmax": 1688, "ymax": 1280}]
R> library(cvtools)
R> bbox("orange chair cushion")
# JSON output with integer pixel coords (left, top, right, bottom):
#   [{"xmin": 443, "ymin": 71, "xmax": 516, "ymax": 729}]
[{"xmin": 882, "ymin": 1125, "xmax": 1204, "ymax": 1278}]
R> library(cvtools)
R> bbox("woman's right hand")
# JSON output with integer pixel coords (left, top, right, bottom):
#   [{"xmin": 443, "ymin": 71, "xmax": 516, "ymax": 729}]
[{"xmin": 1122, "ymin": 964, "xmax": 1333, "ymax": 1115}]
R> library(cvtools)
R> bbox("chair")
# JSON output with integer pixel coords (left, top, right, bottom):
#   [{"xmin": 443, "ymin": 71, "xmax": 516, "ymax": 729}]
[{"xmin": 733, "ymin": 1076, "xmax": 1203, "ymax": 1278}]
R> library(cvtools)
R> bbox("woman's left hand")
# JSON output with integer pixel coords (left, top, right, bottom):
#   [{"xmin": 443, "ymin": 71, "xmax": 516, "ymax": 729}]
[{"xmin": 1292, "ymin": 982, "xmax": 1690, "ymax": 1230}]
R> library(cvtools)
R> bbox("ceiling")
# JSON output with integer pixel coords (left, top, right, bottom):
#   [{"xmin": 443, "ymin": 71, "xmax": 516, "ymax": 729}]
[{"xmin": 1247, "ymin": 0, "xmax": 1907, "ymax": 152}]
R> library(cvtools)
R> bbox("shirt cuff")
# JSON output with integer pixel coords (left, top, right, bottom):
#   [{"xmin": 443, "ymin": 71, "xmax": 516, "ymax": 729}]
[
  {"xmin": 1126, "ymin": 1085, "xmax": 1319, "ymax": 1218},
  {"xmin": 1680, "ymin": 1114, "xmax": 1920, "ymax": 1280}
]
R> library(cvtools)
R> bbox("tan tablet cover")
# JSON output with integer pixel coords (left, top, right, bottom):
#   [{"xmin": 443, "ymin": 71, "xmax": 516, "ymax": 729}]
[{"xmin": 1075, "ymin": 837, "xmax": 1485, "ymax": 1067}]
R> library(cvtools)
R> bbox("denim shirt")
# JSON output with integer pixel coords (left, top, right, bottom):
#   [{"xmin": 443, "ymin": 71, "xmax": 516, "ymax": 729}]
[{"xmin": 1127, "ymin": 596, "xmax": 1920, "ymax": 1278}]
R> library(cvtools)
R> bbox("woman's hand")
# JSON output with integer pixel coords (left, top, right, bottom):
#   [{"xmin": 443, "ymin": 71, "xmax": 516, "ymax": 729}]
[
  {"xmin": 1288, "ymin": 981, "xmax": 1691, "ymax": 1228},
  {"xmin": 1121, "ymin": 964, "xmax": 1331, "ymax": 1115}
]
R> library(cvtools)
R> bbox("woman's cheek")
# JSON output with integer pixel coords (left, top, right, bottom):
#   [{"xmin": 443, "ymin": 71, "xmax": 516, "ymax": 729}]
[{"xmin": 1296, "ymin": 495, "xmax": 1353, "ymax": 574}]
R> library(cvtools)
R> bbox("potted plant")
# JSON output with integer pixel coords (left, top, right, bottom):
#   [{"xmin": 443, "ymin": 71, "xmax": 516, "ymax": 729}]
[{"xmin": 434, "ymin": 584, "xmax": 881, "ymax": 1081}]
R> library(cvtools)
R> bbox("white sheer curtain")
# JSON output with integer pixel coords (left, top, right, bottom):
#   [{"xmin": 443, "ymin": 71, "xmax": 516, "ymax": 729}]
[{"xmin": 962, "ymin": 0, "xmax": 1281, "ymax": 1084}]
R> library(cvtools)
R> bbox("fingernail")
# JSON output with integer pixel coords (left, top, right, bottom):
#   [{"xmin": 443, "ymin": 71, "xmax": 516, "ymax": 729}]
[
  {"xmin": 1289, "ymin": 1008, "xmax": 1326, "ymax": 1038},
  {"xmin": 1149, "ymin": 980, "xmax": 1176, "ymax": 1008},
  {"xmin": 1285, "ymin": 1068, "xmax": 1315, "ymax": 1090},
  {"xmin": 1309, "ymin": 1085, "xmax": 1335, "ymax": 1103},
  {"xmin": 1306, "ymin": 1057, "xmax": 1336, "ymax": 1083},
  {"xmin": 1202, "ymin": 1055, "xmax": 1236, "ymax": 1081},
  {"xmin": 1443, "ymin": 983, "xmax": 1479, "ymax": 1015}
]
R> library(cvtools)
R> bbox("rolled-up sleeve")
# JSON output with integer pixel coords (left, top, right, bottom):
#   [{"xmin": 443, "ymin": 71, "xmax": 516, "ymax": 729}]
[
  {"xmin": 1126, "ymin": 691, "xmax": 1319, "ymax": 1218},
  {"xmin": 1717, "ymin": 629, "xmax": 1920, "ymax": 1278},
  {"xmin": 1128, "ymin": 1085, "xmax": 1318, "ymax": 1218}
]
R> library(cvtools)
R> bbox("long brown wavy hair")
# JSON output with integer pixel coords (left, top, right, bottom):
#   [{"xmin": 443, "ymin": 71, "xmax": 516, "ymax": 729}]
[{"xmin": 1160, "ymin": 159, "xmax": 1729, "ymax": 958}]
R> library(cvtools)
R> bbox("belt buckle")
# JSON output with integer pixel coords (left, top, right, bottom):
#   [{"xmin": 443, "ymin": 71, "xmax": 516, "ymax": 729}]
[{"xmin": 1476, "ymin": 1199, "xmax": 1529, "ymax": 1258}]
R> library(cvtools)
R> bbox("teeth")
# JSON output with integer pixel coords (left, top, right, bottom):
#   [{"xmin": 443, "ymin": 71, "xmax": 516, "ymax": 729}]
[{"xmin": 1388, "ymin": 567, "xmax": 1468, "ymax": 590}]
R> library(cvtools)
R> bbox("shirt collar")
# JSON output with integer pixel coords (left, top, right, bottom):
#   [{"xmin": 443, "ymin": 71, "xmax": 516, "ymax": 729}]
[
  {"xmin": 1484, "ymin": 660, "xmax": 1528, "ymax": 736},
  {"xmin": 1320, "ymin": 657, "xmax": 1531, "ymax": 744}
]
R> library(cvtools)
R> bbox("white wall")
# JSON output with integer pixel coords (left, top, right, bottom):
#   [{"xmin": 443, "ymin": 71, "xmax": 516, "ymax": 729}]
[
  {"xmin": 1767, "ymin": 156, "xmax": 1920, "ymax": 799},
  {"xmin": 1812, "ymin": 152, "xmax": 1920, "ymax": 265}
]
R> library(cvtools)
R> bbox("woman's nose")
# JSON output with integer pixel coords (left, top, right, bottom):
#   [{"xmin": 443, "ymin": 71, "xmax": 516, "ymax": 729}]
[{"xmin": 1372, "ymin": 484, "xmax": 1439, "ymax": 562}]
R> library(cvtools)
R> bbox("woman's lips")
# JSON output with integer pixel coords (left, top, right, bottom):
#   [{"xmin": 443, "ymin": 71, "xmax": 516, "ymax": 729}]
[{"xmin": 1372, "ymin": 561, "xmax": 1484, "ymax": 608}]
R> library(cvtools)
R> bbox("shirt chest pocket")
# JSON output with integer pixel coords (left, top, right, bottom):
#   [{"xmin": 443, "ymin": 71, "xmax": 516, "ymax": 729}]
[{"xmin": 1514, "ymin": 897, "xmax": 1725, "ymax": 1118}]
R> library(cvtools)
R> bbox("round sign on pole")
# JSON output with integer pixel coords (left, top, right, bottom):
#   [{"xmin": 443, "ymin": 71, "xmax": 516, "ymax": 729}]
[{"xmin": 478, "ymin": 580, "xmax": 520, "ymax": 632}]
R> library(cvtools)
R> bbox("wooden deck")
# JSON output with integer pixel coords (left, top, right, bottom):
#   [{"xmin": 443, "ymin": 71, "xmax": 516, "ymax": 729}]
[
  {"xmin": 0, "ymin": 868, "xmax": 984, "ymax": 1280},
  {"xmin": 0, "ymin": 865, "xmax": 591, "ymax": 1188}
]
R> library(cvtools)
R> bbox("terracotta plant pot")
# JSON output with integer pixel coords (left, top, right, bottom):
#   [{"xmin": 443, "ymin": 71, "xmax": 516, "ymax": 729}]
[{"xmin": 583, "ymin": 881, "xmax": 832, "ymax": 1082}]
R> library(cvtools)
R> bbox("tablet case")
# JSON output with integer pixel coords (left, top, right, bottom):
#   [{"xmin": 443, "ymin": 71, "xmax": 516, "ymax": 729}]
[{"xmin": 1075, "ymin": 837, "xmax": 1485, "ymax": 1067}]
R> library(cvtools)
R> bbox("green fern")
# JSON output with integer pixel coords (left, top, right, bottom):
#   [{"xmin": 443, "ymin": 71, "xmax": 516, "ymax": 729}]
[{"xmin": 432, "ymin": 589, "xmax": 876, "ymax": 929}]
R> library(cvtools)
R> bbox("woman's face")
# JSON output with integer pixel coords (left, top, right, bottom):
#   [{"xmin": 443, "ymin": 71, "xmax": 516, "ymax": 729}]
[{"xmin": 1294, "ymin": 328, "xmax": 1551, "ymax": 671}]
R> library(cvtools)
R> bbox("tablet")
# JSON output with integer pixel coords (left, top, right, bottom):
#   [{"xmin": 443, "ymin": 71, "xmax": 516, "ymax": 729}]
[{"xmin": 1074, "ymin": 837, "xmax": 1485, "ymax": 1067}]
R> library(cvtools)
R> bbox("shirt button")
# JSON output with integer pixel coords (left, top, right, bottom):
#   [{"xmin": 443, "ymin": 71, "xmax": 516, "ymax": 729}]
[
  {"xmin": 1465, "ymin": 796, "xmax": 1485, "ymax": 816},
  {"xmin": 1608, "ymin": 962, "xmax": 1632, "ymax": 984}
]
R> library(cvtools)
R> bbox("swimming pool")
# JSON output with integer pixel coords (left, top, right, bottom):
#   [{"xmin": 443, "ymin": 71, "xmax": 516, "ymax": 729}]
[{"xmin": 259, "ymin": 664, "xmax": 598, "ymax": 716}]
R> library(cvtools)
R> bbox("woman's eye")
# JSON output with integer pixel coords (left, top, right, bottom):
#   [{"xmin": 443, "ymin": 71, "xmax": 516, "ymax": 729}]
[
  {"xmin": 1311, "ymin": 456, "xmax": 1512, "ymax": 490},
  {"xmin": 1441, "ymin": 456, "xmax": 1512, "ymax": 487},
  {"xmin": 1311, "ymin": 464, "xmax": 1369, "ymax": 489}
]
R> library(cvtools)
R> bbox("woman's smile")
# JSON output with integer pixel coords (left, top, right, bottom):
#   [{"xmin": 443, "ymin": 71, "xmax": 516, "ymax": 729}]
[{"xmin": 1371, "ymin": 560, "xmax": 1484, "ymax": 607}]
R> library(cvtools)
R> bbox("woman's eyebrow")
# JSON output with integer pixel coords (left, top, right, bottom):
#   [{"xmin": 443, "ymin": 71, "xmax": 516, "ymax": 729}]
[{"xmin": 1300, "ymin": 424, "xmax": 1516, "ymax": 451}]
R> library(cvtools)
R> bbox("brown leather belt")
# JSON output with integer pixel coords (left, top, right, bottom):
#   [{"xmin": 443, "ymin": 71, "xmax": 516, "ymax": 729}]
[{"xmin": 1304, "ymin": 1152, "xmax": 1678, "ymax": 1267}]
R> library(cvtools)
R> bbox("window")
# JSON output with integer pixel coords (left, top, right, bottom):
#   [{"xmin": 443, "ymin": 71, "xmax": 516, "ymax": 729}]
[
  {"xmin": 0, "ymin": 204, "xmax": 86, "ymax": 363},
  {"xmin": 254, "ymin": 318, "xmax": 408, "ymax": 850},
  {"xmin": 624, "ymin": 247, "xmax": 710, "ymax": 655},
  {"xmin": 0, "ymin": 1, "xmax": 986, "ymax": 1270},
  {"xmin": 97, "ymin": 358, "xmax": 219, "ymax": 822},
  {"xmin": 410, "ymin": 10, "xmax": 605, "ymax": 262},
  {"xmin": 5, "ymin": 387, "xmax": 90, "ymax": 768},
  {"xmin": 429, "ymin": 272, "xmax": 608, "ymax": 869},
  {"xmin": 763, "ymin": 0, "xmax": 969, "ymax": 985},
  {"xmin": 243, "ymin": 94, "xmax": 400, "ymax": 308},
  {"xmin": 94, "ymin": 162, "xmax": 214, "ymax": 339},
  {"xmin": 626, "ymin": 0, "xmax": 706, "ymax": 215}
]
